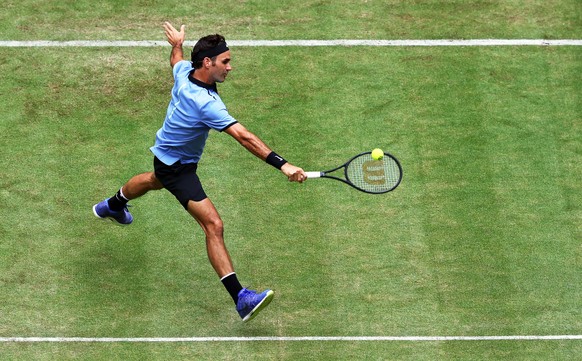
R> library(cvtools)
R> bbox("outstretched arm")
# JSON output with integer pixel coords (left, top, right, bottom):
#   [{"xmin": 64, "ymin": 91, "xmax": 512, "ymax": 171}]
[
  {"xmin": 163, "ymin": 21, "xmax": 185, "ymax": 67},
  {"xmin": 224, "ymin": 123, "xmax": 307, "ymax": 183}
]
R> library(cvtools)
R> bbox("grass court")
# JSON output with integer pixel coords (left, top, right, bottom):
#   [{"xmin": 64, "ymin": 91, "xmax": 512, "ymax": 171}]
[{"xmin": 0, "ymin": 0, "xmax": 581, "ymax": 359}]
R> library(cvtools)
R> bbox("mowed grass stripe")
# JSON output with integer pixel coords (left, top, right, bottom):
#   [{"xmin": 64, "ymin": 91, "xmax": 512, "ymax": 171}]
[
  {"xmin": 2, "ymin": 335, "xmax": 582, "ymax": 342},
  {"xmin": 1, "ymin": 39, "xmax": 582, "ymax": 47}
]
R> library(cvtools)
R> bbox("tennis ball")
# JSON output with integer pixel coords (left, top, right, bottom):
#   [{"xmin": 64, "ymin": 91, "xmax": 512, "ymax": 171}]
[{"xmin": 371, "ymin": 148, "xmax": 384, "ymax": 160}]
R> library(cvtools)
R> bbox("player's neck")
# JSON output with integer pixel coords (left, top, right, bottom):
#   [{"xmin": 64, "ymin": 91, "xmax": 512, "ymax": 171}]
[{"xmin": 191, "ymin": 69, "xmax": 215, "ymax": 86}]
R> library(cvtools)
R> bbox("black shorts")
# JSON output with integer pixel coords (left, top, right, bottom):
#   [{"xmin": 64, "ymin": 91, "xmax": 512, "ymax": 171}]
[{"xmin": 154, "ymin": 156, "xmax": 207, "ymax": 209}]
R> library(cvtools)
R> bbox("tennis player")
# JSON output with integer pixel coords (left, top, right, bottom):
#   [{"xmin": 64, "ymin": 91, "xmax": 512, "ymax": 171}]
[{"xmin": 93, "ymin": 22, "xmax": 306, "ymax": 322}]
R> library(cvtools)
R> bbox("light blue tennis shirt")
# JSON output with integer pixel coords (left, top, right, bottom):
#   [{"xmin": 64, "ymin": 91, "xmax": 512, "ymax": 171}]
[{"xmin": 150, "ymin": 60, "xmax": 237, "ymax": 165}]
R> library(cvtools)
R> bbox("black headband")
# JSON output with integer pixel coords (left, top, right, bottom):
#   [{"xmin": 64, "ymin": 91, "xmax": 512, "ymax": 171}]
[{"xmin": 192, "ymin": 42, "xmax": 229, "ymax": 62}]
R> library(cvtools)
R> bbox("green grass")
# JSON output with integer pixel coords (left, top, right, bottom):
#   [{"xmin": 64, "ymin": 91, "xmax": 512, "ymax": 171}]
[
  {"xmin": 1, "ymin": 1, "xmax": 581, "ymax": 359},
  {"xmin": 1, "ymin": 0, "xmax": 580, "ymax": 40}
]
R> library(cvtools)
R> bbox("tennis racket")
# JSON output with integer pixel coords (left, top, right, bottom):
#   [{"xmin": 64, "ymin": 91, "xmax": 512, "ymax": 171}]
[{"xmin": 305, "ymin": 151, "xmax": 402, "ymax": 194}]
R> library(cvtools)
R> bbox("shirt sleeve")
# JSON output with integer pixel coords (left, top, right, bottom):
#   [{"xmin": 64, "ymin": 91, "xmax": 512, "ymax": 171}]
[
  {"xmin": 173, "ymin": 60, "xmax": 192, "ymax": 80},
  {"xmin": 199, "ymin": 97, "xmax": 238, "ymax": 131}
]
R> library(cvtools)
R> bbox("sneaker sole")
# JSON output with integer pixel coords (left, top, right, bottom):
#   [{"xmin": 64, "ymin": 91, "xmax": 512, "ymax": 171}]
[
  {"xmin": 242, "ymin": 290, "xmax": 274, "ymax": 323},
  {"xmin": 92, "ymin": 204, "xmax": 131, "ymax": 226}
]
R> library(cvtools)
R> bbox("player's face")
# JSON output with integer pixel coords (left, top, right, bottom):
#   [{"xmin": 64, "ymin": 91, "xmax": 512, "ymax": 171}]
[{"xmin": 210, "ymin": 51, "xmax": 232, "ymax": 83}]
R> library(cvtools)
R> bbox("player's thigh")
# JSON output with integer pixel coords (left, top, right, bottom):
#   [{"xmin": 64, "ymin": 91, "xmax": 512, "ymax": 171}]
[{"xmin": 187, "ymin": 198, "xmax": 223, "ymax": 234}]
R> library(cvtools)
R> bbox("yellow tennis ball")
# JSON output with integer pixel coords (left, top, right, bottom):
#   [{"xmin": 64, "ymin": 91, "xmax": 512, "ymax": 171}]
[{"xmin": 371, "ymin": 148, "xmax": 384, "ymax": 160}]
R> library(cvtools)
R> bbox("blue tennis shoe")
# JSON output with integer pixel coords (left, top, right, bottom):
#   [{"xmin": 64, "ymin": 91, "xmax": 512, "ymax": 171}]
[
  {"xmin": 93, "ymin": 198, "xmax": 133, "ymax": 225},
  {"xmin": 236, "ymin": 288, "xmax": 274, "ymax": 322}
]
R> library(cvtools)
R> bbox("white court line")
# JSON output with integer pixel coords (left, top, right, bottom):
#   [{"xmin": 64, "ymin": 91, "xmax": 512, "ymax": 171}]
[
  {"xmin": 1, "ymin": 335, "xmax": 582, "ymax": 342},
  {"xmin": 0, "ymin": 39, "xmax": 581, "ymax": 47}
]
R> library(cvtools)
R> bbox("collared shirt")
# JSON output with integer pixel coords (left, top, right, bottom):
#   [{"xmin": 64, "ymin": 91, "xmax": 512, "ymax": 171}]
[{"xmin": 150, "ymin": 60, "xmax": 238, "ymax": 165}]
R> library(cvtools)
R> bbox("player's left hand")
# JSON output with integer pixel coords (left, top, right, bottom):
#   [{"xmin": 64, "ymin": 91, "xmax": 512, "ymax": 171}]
[{"xmin": 163, "ymin": 21, "xmax": 185, "ymax": 47}]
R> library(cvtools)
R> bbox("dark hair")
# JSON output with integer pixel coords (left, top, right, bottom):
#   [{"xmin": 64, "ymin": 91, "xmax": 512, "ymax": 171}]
[{"xmin": 191, "ymin": 34, "xmax": 227, "ymax": 69}]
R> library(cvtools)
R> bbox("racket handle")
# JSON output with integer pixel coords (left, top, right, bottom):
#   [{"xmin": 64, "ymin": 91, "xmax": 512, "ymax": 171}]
[{"xmin": 305, "ymin": 171, "xmax": 322, "ymax": 178}]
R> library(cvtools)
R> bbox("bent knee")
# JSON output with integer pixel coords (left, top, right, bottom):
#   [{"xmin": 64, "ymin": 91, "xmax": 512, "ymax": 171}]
[
  {"xmin": 147, "ymin": 172, "xmax": 164, "ymax": 190},
  {"xmin": 205, "ymin": 217, "xmax": 224, "ymax": 236}
]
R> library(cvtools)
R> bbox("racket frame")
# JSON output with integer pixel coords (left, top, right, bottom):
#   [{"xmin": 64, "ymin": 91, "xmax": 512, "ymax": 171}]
[{"xmin": 306, "ymin": 151, "xmax": 402, "ymax": 194}]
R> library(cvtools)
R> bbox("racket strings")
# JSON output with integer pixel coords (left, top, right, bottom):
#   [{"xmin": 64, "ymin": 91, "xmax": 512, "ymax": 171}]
[{"xmin": 347, "ymin": 154, "xmax": 401, "ymax": 193}]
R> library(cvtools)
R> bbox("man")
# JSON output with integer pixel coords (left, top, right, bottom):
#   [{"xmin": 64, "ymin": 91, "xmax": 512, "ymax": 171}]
[{"xmin": 93, "ymin": 22, "xmax": 307, "ymax": 322}]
